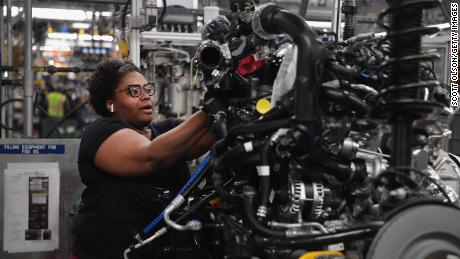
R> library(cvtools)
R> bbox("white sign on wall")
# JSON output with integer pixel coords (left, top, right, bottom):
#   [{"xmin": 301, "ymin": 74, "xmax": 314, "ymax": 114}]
[{"xmin": 3, "ymin": 162, "xmax": 60, "ymax": 253}]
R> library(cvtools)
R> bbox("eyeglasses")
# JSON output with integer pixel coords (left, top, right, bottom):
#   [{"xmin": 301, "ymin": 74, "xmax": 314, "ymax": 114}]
[{"xmin": 117, "ymin": 83, "xmax": 156, "ymax": 97}]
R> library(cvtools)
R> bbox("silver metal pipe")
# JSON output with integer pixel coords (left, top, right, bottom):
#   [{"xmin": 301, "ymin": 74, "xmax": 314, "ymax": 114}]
[
  {"xmin": 6, "ymin": 0, "xmax": 13, "ymax": 137},
  {"xmin": 123, "ymin": 227, "xmax": 168, "ymax": 259},
  {"xmin": 23, "ymin": 0, "xmax": 33, "ymax": 137},
  {"xmin": 163, "ymin": 195, "xmax": 201, "ymax": 231},
  {"xmin": 299, "ymin": 0, "xmax": 309, "ymax": 19},
  {"xmin": 358, "ymin": 148, "xmax": 391, "ymax": 158},
  {"xmin": 331, "ymin": 0, "xmax": 342, "ymax": 41},
  {"xmin": 129, "ymin": 0, "xmax": 142, "ymax": 66},
  {"xmin": 1, "ymin": 0, "xmax": 6, "ymax": 138},
  {"xmin": 268, "ymin": 221, "xmax": 329, "ymax": 234},
  {"xmin": 7, "ymin": 0, "xmax": 12, "ymax": 67}
]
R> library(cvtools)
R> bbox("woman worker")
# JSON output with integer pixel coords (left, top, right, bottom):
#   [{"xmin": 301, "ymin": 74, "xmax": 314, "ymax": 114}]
[{"xmin": 72, "ymin": 60, "xmax": 217, "ymax": 259}]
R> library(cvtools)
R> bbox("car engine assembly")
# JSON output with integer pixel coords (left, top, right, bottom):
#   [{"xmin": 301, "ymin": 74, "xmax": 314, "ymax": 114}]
[{"xmin": 124, "ymin": 1, "xmax": 460, "ymax": 259}]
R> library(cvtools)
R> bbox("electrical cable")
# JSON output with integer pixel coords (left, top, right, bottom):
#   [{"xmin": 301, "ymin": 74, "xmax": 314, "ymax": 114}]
[
  {"xmin": 158, "ymin": 0, "xmax": 167, "ymax": 26},
  {"xmin": 321, "ymin": 87, "xmax": 370, "ymax": 118}
]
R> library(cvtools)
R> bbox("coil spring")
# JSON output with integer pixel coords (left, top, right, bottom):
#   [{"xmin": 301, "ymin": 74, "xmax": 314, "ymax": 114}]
[
  {"xmin": 342, "ymin": 0, "xmax": 357, "ymax": 40},
  {"xmin": 373, "ymin": 0, "xmax": 444, "ymax": 117}
]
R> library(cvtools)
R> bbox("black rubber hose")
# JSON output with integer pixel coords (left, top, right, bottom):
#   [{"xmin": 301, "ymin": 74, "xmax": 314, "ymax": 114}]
[
  {"xmin": 243, "ymin": 189, "xmax": 381, "ymax": 241},
  {"xmin": 225, "ymin": 119, "xmax": 290, "ymax": 143},
  {"xmin": 215, "ymin": 141, "xmax": 264, "ymax": 172},
  {"xmin": 328, "ymin": 62, "xmax": 360, "ymax": 80},
  {"xmin": 315, "ymin": 155, "xmax": 367, "ymax": 183},
  {"xmin": 321, "ymin": 88, "xmax": 370, "ymax": 117},
  {"xmin": 213, "ymin": 141, "xmax": 264, "ymax": 200},
  {"xmin": 238, "ymin": 153, "xmax": 262, "ymax": 166},
  {"xmin": 317, "ymin": 158, "xmax": 354, "ymax": 182},
  {"xmin": 258, "ymin": 5, "xmax": 321, "ymax": 124},
  {"xmin": 215, "ymin": 111, "xmax": 227, "ymax": 138},
  {"xmin": 242, "ymin": 194, "xmax": 286, "ymax": 237},
  {"xmin": 253, "ymin": 223, "xmax": 382, "ymax": 248},
  {"xmin": 158, "ymin": 0, "xmax": 167, "ymax": 26},
  {"xmin": 258, "ymin": 141, "xmax": 271, "ymax": 218}
]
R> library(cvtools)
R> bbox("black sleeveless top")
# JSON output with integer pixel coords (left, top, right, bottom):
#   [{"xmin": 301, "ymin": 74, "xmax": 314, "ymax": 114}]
[{"xmin": 72, "ymin": 117, "xmax": 189, "ymax": 259}]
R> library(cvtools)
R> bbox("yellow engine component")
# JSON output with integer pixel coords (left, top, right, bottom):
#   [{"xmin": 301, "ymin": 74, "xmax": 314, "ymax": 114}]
[
  {"xmin": 256, "ymin": 98, "xmax": 271, "ymax": 114},
  {"xmin": 299, "ymin": 251, "xmax": 345, "ymax": 259}
]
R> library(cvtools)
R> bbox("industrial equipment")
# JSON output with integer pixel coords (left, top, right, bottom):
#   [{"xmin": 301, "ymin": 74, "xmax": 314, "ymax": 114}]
[{"xmin": 120, "ymin": 1, "xmax": 460, "ymax": 258}]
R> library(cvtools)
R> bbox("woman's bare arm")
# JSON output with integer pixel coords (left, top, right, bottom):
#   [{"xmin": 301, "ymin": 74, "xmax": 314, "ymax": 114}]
[{"xmin": 95, "ymin": 111, "xmax": 211, "ymax": 176}]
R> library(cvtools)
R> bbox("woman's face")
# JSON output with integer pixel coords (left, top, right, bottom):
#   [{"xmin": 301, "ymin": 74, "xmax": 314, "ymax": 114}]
[{"xmin": 112, "ymin": 71, "xmax": 155, "ymax": 128}]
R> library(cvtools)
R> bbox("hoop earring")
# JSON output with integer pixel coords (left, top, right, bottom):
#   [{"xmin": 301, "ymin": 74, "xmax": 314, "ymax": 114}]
[{"xmin": 111, "ymin": 103, "xmax": 114, "ymax": 113}]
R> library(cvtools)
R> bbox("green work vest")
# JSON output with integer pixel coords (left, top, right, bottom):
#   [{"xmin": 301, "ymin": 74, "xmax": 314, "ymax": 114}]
[{"xmin": 47, "ymin": 91, "xmax": 66, "ymax": 117}]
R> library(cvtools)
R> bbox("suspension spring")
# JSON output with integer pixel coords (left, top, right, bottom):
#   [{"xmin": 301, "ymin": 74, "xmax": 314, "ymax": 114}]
[
  {"xmin": 342, "ymin": 0, "xmax": 358, "ymax": 40},
  {"xmin": 374, "ymin": 0, "xmax": 444, "ymax": 167}
]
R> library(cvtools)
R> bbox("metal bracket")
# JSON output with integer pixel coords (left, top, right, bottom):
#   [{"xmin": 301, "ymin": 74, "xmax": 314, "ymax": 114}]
[{"xmin": 128, "ymin": 15, "xmax": 147, "ymax": 29}]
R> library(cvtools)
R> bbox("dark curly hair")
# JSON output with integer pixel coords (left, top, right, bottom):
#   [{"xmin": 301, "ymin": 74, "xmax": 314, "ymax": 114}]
[{"xmin": 87, "ymin": 59, "xmax": 141, "ymax": 117}]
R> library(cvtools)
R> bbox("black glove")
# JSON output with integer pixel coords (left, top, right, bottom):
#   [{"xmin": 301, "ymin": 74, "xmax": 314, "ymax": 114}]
[
  {"xmin": 203, "ymin": 87, "xmax": 231, "ymax": 106},
  {"xmin": 202, "ymin": 97, "xmax": 227, "ymax": 117},
  {"xmin": 202, "ymin": 97, "xmax": 228, "ymax": 138}
]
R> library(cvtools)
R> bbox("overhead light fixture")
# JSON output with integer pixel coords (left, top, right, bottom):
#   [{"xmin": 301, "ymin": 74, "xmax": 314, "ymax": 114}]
[
  {"xmin": 33, "ymin": 8, "xmax": 86, "ymax": 21},
  {"xmin": 100, "ymin": 35, "xmax": 114, "ymax": 42},
  {"xmin": 79, "ymin": 34, "xmax": 93, "ymax": 41},
  {"xmin": 48, "ymin": 32, "xmax": 78, "ymax": 40},
  {"xmin": 72, "ymin": 22, "xmax": 91, "ymax": 29},
  {"xmin": 47, "ymin": 32, "xmax": 113, "ymax": 42},
  {"xmin": 157, "ymin": 0, "xmax": 198, "ymax": 9},
  {"xmin": 91, "ymin": 35, "xmax": 114, "ymax": 42},
  {"xmin": 4, "ymin": 6, "xmax": 113, "ymax": 21},
  {"xmin": 40, "ymin": 45, "xmax": 72, "ymax": 52}
]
